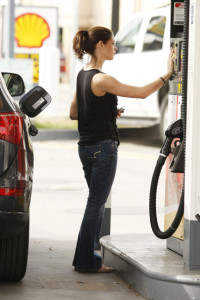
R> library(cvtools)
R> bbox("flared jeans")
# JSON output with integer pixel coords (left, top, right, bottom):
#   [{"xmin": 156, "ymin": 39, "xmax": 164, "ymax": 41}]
[{"xmin": 72, "ymin": 139, "xmax": 118, "ymax": 271}]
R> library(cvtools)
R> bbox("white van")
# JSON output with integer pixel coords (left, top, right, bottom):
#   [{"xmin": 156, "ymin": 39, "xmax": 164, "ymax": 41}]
[{"xmin": 103, "ymin": 5, "xmax": 170, "ymax": 140}]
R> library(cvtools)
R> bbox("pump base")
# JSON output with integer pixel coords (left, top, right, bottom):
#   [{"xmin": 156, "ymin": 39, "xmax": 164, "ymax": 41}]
[{"xmin": 100, "ymin": 234, "xmax": 200, "ymax": 300}]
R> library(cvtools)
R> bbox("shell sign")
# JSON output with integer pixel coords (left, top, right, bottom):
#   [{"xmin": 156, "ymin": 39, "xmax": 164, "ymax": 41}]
[{"xmin": 15, "ymin": 13, "xmax": 50, "ymax": 48}]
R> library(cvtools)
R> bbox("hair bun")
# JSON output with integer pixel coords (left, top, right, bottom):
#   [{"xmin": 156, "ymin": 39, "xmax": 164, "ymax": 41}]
[{"xmin": 82, "ymin": 30, "xmax": 89, "ymax": 38}]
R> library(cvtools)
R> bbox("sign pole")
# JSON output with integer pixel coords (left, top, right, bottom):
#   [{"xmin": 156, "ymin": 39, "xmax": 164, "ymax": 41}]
[{"xmin": 4, "ymin": 0, "xmax": 14, "ymax": 58}]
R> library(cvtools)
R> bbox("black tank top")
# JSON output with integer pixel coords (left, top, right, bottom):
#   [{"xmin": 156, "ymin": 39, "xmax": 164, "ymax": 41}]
[{"xmin": 76, "ymin": 68, "xmax": 119, "ymax": 146}]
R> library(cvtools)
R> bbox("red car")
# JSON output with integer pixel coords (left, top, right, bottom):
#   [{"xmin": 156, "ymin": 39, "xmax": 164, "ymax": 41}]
[{"xmin": 0, "ymin": 72, "xmax": 51, "ymax": 281}]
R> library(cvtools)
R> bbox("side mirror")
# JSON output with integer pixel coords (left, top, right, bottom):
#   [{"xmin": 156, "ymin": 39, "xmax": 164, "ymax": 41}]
[
  {"xmin": 19, "ymin": 86, "xmax": 52, "ymax": 118},
  {"xmin": 1, "ymin": 72, "xmax": 25, "ymax": 97}
]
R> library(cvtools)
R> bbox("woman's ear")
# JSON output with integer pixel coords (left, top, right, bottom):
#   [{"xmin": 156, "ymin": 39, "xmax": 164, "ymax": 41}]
[{"xmin": 97, "ymin": 40, "xmax": 104, "ymax": 49}]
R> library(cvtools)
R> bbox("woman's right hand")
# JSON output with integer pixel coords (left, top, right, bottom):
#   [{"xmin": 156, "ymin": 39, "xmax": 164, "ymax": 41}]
[{"xmin": 167, "ymin": 48, "xmax": 174, "ymax": 76}]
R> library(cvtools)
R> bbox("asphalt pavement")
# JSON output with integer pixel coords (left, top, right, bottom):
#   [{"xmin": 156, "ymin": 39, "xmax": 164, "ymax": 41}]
[{"xmin": 0, "ymin": 239, "xmax": 145, "ymax": 300}]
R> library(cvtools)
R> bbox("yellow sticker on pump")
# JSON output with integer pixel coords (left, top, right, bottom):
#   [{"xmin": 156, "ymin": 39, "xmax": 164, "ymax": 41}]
[{"xmin": 178, "ymin": 83, "xmax": 182, "ymax": 93}]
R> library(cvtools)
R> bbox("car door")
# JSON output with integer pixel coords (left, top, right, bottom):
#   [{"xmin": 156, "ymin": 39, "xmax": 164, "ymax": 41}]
[{"xmin": 136, "ymin": 12, "xmax": 170, "ymax": 118}]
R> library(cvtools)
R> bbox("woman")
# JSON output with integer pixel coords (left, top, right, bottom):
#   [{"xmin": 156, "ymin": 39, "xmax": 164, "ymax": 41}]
[{"xmin": 70, "ymin": 26, "xmax": 174, "ymax": 273}]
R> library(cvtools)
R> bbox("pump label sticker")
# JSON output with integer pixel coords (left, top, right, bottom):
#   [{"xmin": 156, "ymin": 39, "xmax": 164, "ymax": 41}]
[{"xmin": 174, "ymin": 2, "xmax": 184, "ymax": 25}]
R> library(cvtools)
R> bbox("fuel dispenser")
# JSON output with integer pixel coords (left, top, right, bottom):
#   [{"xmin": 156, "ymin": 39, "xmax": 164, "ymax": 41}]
[
  {"xmin": 149, "ymin": 0, "xmax": 190, "ymax": 257},
  {"xmin": 150, "ymin": 0, "xmax": 200, "ymax": 270}
]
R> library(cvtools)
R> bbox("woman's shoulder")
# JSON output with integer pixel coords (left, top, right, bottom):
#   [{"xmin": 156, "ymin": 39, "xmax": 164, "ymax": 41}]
[
  {"xmin": 91, "ymin": 72, "xmax": 119, "ymax": 96},
  {"xmin": 92, "ymin": 72, "xmax": 115, "ymax": 85}
]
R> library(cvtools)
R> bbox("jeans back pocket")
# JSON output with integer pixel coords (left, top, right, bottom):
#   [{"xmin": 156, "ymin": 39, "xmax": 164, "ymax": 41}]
[{"xmin": 85, "ymin": 145, "xmax": 101, "ymax": 159}]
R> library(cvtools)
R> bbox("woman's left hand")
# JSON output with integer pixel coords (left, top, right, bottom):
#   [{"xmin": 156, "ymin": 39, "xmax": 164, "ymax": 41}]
[{"xmin": 116, "ymin": 107, "xmax": 125, "ymax": 118}]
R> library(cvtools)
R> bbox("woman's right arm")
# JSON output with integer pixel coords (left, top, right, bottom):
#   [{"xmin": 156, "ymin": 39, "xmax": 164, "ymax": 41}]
[
  {"xmin": 95, "ymin": 75, "xmax": 168, "ymax": 99},
  {"xmin": 92, "ymin": 49, "xmax": 174, "ymax": 99},
  {"xmin": 69, "ymin": 92, "xmax": 78, "ymax": 120}
]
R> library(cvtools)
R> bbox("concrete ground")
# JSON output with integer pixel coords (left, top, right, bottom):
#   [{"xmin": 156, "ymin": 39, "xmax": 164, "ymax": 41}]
[{"xmin": 0, "ymin": 239, "xmax": 147, "ymax": 300}]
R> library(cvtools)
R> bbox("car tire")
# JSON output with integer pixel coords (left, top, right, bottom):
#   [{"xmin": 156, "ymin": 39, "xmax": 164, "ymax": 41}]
[
  {"xmin": 159, "ymin": 94, "xmax": 168, "ymax": 142},
  {"xmin": 0, "ymin": 219, "xmax": 29, "ymax": 282}
]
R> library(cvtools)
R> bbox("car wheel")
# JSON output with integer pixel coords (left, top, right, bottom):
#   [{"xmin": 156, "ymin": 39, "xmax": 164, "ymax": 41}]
[
  {"xmin": 159, "ymin": 94, "xmax": 168, "ymax": 142},
  {"xmin": 0, "ymin": 219, "xmax": 29, "ymax": 282}
]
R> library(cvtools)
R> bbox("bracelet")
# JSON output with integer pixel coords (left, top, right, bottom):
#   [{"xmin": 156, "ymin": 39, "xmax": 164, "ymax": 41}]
[{"xmin": 159, "ymin": 76, "xmax": 166, "ymax": 86}]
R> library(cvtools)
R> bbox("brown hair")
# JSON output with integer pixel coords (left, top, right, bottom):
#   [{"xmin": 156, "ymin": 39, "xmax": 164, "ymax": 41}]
[{"xmin": 73, "ymin": 26, "xmax": 113, "ymax": 60}]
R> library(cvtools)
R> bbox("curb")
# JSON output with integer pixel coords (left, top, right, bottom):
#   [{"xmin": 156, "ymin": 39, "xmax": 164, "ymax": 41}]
[
  {"xmin": 32, "ymin": 129, "xmax": 79, "ymax": 141},
  {"xmin": 100, "ymin": 234, "xmax": 200, "ymax": 300},
  {"xmin": 32, "ymin": 127, "xmax": 160, "ymax": 142}
]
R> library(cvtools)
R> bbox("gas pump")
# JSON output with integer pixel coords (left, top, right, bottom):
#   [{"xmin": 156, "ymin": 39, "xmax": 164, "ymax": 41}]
[
  {"xmin": 149, "ymin": 0, "xmax": 200, "ymax": 273},
  {"xmin": 149, "ymin": 0, "xmax": 188, "ymax": 252},
  {"xmin": 165, "ymin": 2, "xmax": 187, "ymax": 251}
]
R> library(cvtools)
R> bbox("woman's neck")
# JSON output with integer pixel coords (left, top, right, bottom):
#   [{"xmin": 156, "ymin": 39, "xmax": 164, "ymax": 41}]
[{"xmin": 86, "ymin": 57, "xmax": 104, "ymax": 71}]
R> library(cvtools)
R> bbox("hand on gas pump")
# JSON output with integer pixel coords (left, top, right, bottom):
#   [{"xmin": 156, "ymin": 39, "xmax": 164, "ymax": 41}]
[
  {"xmin": 160, "ymin": 48, "xmax": 174, "ymax": 85},
  {"xmin": 167, "ymin": 48, "xmax": 175, "ymax": 76}
]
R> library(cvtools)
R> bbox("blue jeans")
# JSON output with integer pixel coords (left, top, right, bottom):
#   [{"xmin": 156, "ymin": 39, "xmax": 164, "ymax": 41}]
[{"xmin": 72, "ymin": 139, "xmax": 118, "ymax": 271}]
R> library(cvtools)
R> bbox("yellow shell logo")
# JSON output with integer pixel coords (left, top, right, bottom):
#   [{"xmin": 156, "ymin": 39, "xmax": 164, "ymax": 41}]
[{"xmin": 15, "ymin": 13, "xmax": 50, "ymax": 48}]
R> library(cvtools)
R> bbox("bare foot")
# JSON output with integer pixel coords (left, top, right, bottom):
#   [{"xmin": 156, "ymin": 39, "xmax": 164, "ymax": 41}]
[{"xmin": 96, "ymin": 265, "xmax": 114, "ymax": 273}]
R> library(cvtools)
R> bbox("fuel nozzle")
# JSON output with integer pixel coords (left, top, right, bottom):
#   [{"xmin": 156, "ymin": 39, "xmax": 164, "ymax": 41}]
[
  {"xmin": 165, "ymin": 118, "xmax": 183, "ymax": 139},
  {"xmin": 158, "ymin": 119, "xmax": 183, "ymax": 165}
]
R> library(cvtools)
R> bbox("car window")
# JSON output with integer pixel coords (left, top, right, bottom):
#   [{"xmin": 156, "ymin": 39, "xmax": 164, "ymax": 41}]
[
  {"xmin": 142, "ymin": 16, "xmax": 166, "ymax": 51},
  {"xmin": 0, "ymin": 89, "xmax": 12, "ymax": 111},
  {"xmin": 116, "ymin": 18, "xmax": 142, "ymax": 53}
]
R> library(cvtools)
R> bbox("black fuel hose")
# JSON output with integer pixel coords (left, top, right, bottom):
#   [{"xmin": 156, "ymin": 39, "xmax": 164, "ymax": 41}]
[{"xmin": 149, "ymin": 154, "xmax": 184, "ymax": 239}]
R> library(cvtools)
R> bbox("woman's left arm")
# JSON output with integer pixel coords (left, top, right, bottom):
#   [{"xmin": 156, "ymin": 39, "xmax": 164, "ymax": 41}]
[{"xmin": 69, "ymin": 92, "xmax": 78, "ymax": 120}]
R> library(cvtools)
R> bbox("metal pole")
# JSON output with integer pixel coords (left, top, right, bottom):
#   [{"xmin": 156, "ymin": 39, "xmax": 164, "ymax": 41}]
[
  {"xmin": 69, "ymin": 0, "xmax": 79, "ymax": 92},
  {"xmin": 101, "ymin": 194, "xmax": 111, "ymax": 237},
  {"xmin": 96, "ymin": 193, "xmax": 111, "ymax": 250},
  {"xmin": 4, "ymin": 0, "xmax": 15, "ymax": 58},
  {"xmin": 111, "ymin": 0, "xmax": 120, "ymax": 35}
]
